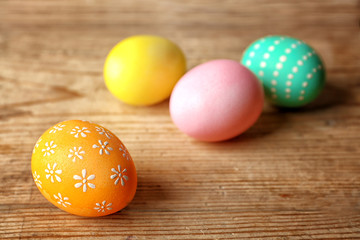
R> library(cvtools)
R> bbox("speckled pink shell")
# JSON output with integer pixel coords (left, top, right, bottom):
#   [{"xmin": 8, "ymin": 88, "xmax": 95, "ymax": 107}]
[{"xmin": 169, "ymin": 59, "xmax": 264, "ymax": 142}]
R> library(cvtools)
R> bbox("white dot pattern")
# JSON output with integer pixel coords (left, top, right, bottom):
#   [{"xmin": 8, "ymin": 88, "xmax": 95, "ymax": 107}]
[
  {"xmin": 267, "ymin": 38, "xmax": 292, "ymax": 99},
  {"xmin": 296, "ymin": 50, "xmax": 321, "ymax": 100},
  {"xmin": 267, "ymin": 39, "xmax": 315, "ymax": 101},
  {"xmin": 242, "ymin": 36, "xmax": 324, "ymax": 105}
]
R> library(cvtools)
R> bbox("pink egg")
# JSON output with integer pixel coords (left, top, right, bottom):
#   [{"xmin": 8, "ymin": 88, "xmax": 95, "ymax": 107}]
[{"xmin": 169, "ymin": 59, "xmax": 264, "ymax": 142}]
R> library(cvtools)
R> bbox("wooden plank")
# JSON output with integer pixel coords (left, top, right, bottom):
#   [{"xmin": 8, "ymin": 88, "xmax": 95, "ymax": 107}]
[{"xmin": 1, "ymin": 0, "xmax": 359, "ymax": 239}]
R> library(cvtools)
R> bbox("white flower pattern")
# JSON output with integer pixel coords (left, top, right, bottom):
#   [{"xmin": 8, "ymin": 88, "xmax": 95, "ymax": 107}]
[
  {"xmin": 33, "ymin": 123, "xmax": 134, "ymax": 201},
  {"xmin": 42, "ymin": 141, "xmax": 57, "ymax": 156},
  {"xmin": 80, "ymin": 120, "xmax": 93, "ymax": 124},
  {"xmin": 73, "ymin": 169, "xmax": 96, "ymax": 192},
  {"xmin": 68, "ymin": 146, "xmax": 85, "ymax": 162},
  {"xmin": 45, "ymin": 163, "xmax": 62, "ymax": 183},
  {"xmin": 33, "ymin": 137, "xmax": 42, "ymax": 153},
  {"xmin": 33, "ymin": 171, "xmax": 42, "ymax": 189},
  {"xmin": 92, "ymin": 140, "xmax": 113, "ymax": 155},
  {"xmin": 95, "ymin": 126, "xmax": 112, "ymax": 139},
  {"xmin": 49, "ymin": 124, "xmax": 66, "ymax": 133},
  {"xmin": 54, "ymin": 193, "xmax": 71, "ymax": 207},
  {"xmin": 110, "ymin": 165, "xmax": 128, "ymax": 186},
  {"xmin": 94, "ymin": 200, "xmax": 113, "ymax": 213},
  {"xmin": 119, "ymin": 144, "xmax": 130, "ymax": 161},
  {"xmin": 70, "ymin": 126, "xmax": 90, "ymax": 138}
]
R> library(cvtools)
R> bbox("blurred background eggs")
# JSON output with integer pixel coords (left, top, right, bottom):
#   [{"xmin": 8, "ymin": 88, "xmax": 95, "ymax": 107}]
[
  {"xmin": 241, "ymin": 36, "xmax": 325, "ymax": 107},
  {"xmin": 104, "ymin": 35, "xmax": 186, "ymax": 106},
  {"xmin": 170, "ymin": 59, "xmax": 264, "ymax": 142}
]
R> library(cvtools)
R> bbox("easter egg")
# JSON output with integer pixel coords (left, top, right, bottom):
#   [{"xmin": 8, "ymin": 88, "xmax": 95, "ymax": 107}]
[
  {"xmin": 103, "ymin": 35, "xmax": 187, "ymax": 106},
  {"xmin": 31, "ymin": 120, "xmax": 137, "ymax": 217},
  {"xmin": 170, "ymin": 59, "xmax": 264, "ymax": 142},
  {"xmin": 241, "ymin": 36, "xmax": 325, "ymax": 107}
]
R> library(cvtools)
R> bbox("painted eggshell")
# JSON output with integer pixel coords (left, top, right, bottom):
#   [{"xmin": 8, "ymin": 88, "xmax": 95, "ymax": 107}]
[
  {"xmin": 170, "ymin": 59, "xmax": 264, "ymax": 142},
  {"xmin": 104, "ymin": 35, "xmax": 186, "ymax": 106},
  {"xmin": 31, "ymin": 120, "xmax": 137, "ymax": 217},
  {"xmin": 241, "ymin": 35, "xmax": 325, "ymax": 107}
]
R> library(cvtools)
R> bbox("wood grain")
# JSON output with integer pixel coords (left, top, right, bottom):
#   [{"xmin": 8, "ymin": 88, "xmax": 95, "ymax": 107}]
[{"xmin": 1, "ymin": 0, "xmax": 360, "ymax": 239}]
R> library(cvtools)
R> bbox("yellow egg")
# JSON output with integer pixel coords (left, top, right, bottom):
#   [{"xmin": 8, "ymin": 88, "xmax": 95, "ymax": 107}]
[
  {"xmin": 103, "ymin": 35, "xmax": 186, "ymax": 106},
  {"xmin": 31, "ymin": 120, "xmax": 137, "ymax": 217}
]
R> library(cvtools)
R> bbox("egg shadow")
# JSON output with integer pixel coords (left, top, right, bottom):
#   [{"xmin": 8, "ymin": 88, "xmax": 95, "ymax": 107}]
[
  {"xmin": 225, "ymin": 108, "xmax": 288, "ymax": 143},
  {"xmin": 277, "ymin": 83, "xmax": 352, "ymax": 113},
  {"xmin": 215, "ymin": 82, "xmax": 351, "ymax": 144},
  {"xmin": 115, "ymin": 173, "xmax": 168, "ymax": 214}
]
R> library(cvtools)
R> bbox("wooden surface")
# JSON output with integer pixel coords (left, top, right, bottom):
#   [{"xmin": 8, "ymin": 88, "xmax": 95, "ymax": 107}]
[{"xmin": 1, "ymin": 0, "xmax": 360, "ymax": 239}]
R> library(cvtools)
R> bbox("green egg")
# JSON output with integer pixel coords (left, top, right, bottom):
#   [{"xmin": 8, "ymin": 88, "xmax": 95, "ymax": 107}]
[{"xmin": 241, "ymin": 36, "xmax": 325, "ymax": 107}]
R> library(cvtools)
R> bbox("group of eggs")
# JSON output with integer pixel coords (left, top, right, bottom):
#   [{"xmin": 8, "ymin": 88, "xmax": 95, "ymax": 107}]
[
  {"xmin": 32, "ymin": 35, "xmax": 325, "ymax": 217},
  {"xmin": 105, "ymin": 35, "xmax": 325, "ymax": 141}
]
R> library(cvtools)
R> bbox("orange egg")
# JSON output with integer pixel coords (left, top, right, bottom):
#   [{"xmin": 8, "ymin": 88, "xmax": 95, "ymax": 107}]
[{"xmin": 31, "ymin": 120, "xmax": 137, "ymax": 217}]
